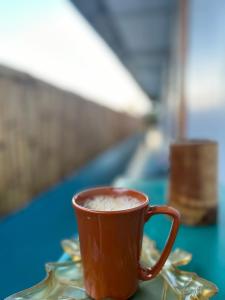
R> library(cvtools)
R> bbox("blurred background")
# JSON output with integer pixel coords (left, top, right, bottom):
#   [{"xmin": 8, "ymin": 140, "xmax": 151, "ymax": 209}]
[
  {"xmin": 1, "ymin": 0, "xmax": 225, "ymax": 298},
  {"xmin": 0, "ymin": 0, "xmax": 225, "ymax": 217}
]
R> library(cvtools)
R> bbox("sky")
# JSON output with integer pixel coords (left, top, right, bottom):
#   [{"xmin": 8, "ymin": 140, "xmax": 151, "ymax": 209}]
[
  {"xmin": 187, "ymin": 0, "xmax": 225, "ymax": 183},
  {"xmin": 186, "ymin": 0, "xmax": 225, "ymax": 111},
  {"xmin": 0, "ymin": 0, "xmax": 151, "ymax": 116}
]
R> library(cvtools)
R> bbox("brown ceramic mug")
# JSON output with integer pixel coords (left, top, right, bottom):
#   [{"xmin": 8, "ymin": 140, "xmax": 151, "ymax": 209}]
[{"xmin": 72, "ymin": 187, "xmax": 180, "ymax": 300}]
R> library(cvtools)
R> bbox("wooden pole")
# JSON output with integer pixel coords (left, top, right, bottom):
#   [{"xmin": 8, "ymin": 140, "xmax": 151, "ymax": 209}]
[
  {"xmin": 168, "ymin": 140, "xmax": 218, "ymax": 225},
  {"xmin": 178, "ymin": 0, "xmax": 188, "ymax": 139}
]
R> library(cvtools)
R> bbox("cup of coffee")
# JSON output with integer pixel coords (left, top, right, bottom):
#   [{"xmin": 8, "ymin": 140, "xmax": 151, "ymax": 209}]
[{"xmin": 72, "ymin": 187, "xmax": 180, "ymax": 300}]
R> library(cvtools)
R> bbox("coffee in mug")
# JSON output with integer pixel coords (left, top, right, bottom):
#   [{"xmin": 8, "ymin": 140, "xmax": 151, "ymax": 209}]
[
  {"xmin": 73, "ymin": 187, "xmax": 180, "ymax": 300},
  {"xmin": 83, "ymin": 195, "xmax": 140, "ymax": 211}
]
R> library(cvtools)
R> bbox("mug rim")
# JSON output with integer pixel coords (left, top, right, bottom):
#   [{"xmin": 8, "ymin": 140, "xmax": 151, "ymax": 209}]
[{"xmin": 72, "ymin": 186, "xmax": 149, "ymax": 215}]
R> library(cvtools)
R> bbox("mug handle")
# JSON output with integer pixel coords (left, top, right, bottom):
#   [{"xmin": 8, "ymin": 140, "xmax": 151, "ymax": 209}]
[{"xmin": 139, "ymin": 205, "xmax": 180, "ymax": 281}]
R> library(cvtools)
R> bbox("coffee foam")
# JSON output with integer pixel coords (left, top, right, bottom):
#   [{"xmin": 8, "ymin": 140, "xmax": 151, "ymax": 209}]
[{"xmin": 83, "ymin": 195, "xmax": 140, "ymax": 211}]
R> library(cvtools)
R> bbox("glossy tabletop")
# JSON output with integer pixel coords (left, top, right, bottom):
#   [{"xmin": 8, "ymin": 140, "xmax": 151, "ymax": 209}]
[
  {"xmin": 1, "ymin": 133, "xmax": 224, "ymax": 299},
  {"xmin": 114, "ymin": 178, "xmax": 225, "ymax": 300}
]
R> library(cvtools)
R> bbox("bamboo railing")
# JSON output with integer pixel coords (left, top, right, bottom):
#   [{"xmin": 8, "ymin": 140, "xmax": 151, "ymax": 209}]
[{"xmin": 0, "ymin": 65, "xmax": 142, "ymax": 216}]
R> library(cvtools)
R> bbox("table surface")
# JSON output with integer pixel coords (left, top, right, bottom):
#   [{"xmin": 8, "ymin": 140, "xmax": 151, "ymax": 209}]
[
  {"xmin": 114, "ymin": 177, "xmax": 225, "ymax": 300},
  {"xmin": 1, "ymin": 134, "xmax": 224, "ymax": 300}
]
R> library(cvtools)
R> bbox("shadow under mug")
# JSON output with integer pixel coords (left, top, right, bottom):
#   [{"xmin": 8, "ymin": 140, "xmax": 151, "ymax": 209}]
[{"xmin": 72, "ymin": 187, "xmax": 180, "ymax": 300}]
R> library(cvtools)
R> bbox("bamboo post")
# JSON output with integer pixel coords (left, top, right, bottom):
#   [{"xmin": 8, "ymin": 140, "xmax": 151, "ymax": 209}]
[{"xmin": 168, "ymin": 140, "xmax": 218, "ymax": 225}]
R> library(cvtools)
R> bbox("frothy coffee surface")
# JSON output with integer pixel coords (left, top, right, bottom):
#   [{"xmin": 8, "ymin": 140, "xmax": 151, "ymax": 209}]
[{"xmin": 83, "ymin": 195, "xmax": 140, "ymax": 211}]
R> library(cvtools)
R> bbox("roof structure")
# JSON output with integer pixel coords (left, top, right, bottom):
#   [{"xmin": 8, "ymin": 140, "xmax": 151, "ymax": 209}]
[{"xmin": 70, "ymin": 0, "xmax": 177, "ymax": 100}]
